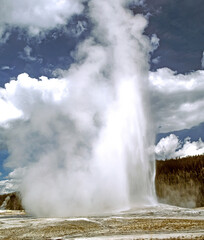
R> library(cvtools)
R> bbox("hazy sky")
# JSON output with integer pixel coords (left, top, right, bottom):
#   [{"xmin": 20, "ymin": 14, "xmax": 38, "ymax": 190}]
[{"xmin": 0, "ymin": 0, "xmax": 204, "ymax": 194}]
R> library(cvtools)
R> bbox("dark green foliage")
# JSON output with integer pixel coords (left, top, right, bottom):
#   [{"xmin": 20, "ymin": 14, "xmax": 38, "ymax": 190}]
[
  {"xmin": 156, "ymin": 155, "xmax": 204, "ymax": 207},
  {"xmin": 0, "ymin": 192, "xmax": 23, "ymax": 210}
]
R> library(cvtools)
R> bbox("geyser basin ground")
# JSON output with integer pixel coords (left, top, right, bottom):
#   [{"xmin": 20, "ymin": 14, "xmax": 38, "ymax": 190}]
[{"xmin": 0, "ymin": 205, "xmax": 203, "ymax": 239}]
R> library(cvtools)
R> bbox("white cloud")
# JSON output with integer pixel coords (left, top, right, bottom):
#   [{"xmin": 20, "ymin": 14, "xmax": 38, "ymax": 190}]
[
  {"xmin": 69, "ymin": 20, "xmax": 87, "ymax": 37},
  {"xmin": 1, "ymin": 66, "xmax": 13, "ymax": 71},
  {"xmin": 177, "ymin": 138, "xmax": 204, "ymax": 157},
  {"xmin": 21, "ymin": 46, "xmax": 37, "ymax": 62},
  {"xmin": 7, "ymin": 167, "xmax": 26, "ymax": 179},
  {"xmin": 19, "ymin": 45, "xmax": 43, "ymax": 63},
  {"xmin": 150, "ymin": 34, "xmax": 160, "ymax": 52},
  {"xmin": 0, "ymin": 73, "xmax": 69, "ymax": 125},
  {"xmin": 0, "ymin": 99, "xmax": 23, "ymax": 125},
  {"xmin": 201, "ymin": 51, "xmax": 204, "ymax": 69},
  {"xmin": 0, "ymin": 168, "xmax": 25, "ymax": 194},
  {"xmin": 149, "ymin": 68, "xmax": 204, "ymax": 133},
  {"xmin": 0, "ymin": 180, "xmax": 16, "ymax": 194},
  {"xmin": 0, "ymin": 0, "xmax": 84, "ymax": 41},
  {"xmin": 0, "ymin": 28, "xmax": 10, "ymax": 44},
  {"xmin": 155, "ymin": 134, "xmax": 204, "ymax": 160},
  {"xmin": 155, "ymin": 134, "xmax": 181, "ymax": 160},
  {"xmin": 152, "ymin": 56, "xmax": 160, "ymax": 65}
]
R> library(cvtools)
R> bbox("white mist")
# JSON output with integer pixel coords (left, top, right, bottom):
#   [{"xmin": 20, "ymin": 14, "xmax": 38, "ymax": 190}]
[{"xmin": 0, "ymin": 0, "xmax": 156, "ymax": 217}]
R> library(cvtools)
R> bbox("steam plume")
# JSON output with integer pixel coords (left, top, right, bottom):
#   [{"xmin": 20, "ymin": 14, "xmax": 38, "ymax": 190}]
[{"xmin": 0, "ymin": 0, "xmax": 156, "ymax": 217}]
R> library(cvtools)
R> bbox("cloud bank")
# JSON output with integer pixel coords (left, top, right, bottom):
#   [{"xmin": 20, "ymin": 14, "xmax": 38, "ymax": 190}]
[
  {"xmin": 155, "ymin": 134, "xmax": 204, "ymax": 160},
  {"xmin": 150, "ymin": 68, "xmax": 204, "ymax": 133},
  {"xmin": 0, "ymin": 0, "xmax": 84, "ymax": 41}
]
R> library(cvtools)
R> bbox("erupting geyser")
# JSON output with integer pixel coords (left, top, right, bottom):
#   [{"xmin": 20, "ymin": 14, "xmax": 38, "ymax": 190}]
[{"xmin": 0, "ymin": 0, "xmax": 156, "ymax": 217}]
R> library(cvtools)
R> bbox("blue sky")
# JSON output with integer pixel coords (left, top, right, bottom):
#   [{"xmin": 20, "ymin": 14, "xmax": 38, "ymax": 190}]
[
  {"xmin": 0, "ymin": 0, "xmax": 204, "ymax": 193},
  {"xmin": 146, "ymin": 0, "xmax": 204, "ymax": 73},
  {"xmin": 1, "ymin": 0, "xmax": 204, "ymax": 85}
]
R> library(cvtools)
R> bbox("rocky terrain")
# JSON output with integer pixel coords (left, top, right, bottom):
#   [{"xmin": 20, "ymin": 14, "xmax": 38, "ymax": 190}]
[{"xmin": 0, "ymin": 205, "xmax": 204, "ymax": 239}]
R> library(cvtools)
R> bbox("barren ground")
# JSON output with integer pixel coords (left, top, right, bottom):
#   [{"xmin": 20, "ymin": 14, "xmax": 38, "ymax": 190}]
[{"xmin": 0, "ymin": 205, "xmax": 203, "ymax": 239}]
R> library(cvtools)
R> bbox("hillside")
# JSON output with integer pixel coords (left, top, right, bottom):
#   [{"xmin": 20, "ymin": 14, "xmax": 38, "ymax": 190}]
[
  {"xmin": 0, "ymin": 192, "xmax": 23, "ymax": 210},
  {"xmin": 156, "ymin": 154, "xmax": 204, "ymax": 207},
  {"xmin": 0, "ymin": 155, "xmax": 204, "ymax": 210}
]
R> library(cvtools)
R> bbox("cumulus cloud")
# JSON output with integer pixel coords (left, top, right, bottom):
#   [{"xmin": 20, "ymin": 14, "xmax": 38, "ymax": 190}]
[
  {"xmin": 155, "ymin": 134, "xmax": 181, "ymax": 160},
  {"xmin": 0, "ymin": 73, "xmax": 69, "ymax": 125},
  {"xmin": 0, "ymin": 168, "xmax": 25, "ymax": 194},
  {"xmin": 149, "ymin": 68, "xmax": 204, "ymax": 133},
  {"xmin": 0, "ymin": 0, "xmax": 84, "ymax": 42},
  {"xmin": 155, "ymin": 134, "xmax": 204, "ymax": 160}
]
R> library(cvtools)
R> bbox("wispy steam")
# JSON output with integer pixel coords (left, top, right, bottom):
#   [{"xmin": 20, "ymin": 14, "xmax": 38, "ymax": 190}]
[{"xmin": 0, "ymin": 0, "xmax": 156, "ymax": 216}]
